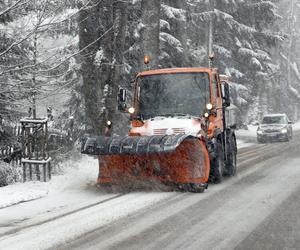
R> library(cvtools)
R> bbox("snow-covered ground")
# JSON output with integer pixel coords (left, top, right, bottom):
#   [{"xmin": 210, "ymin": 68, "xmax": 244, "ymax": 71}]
[
  {"xmin": 0, "ymin": 160, "xmax": 101, "ymax": 217},
  {"xmin": 1, "ymin": 143, "xmax": 300, "ymax": 250},
  {"xmin": 0, "ymin": 120, "xmax": 299, "ymax": 249}
]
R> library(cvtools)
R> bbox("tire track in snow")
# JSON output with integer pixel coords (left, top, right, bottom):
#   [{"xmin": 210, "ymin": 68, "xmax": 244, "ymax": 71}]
[{"xmin": 0, "ymin": 194, "xmax": 124, "ymax": 238}]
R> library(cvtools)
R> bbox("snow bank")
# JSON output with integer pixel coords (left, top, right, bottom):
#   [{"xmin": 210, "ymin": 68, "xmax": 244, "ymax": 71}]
[
  {"xmin": 236, "ymin": 125, "xmax": 258, "ymax": 138},
  {"xmin": 0, "ymin": 182, "xmax": 49, "ymax": 209},
  {"xmin": 0, "ymin": 162, "xmax": 21, "ymax": 187},
  {"xmin": 235, "ymin": 125, "xmax": 258, "ymax": 146},
  {"xmin": 292, "ymin": 120, "xmax": 300, "ymax": 131},
  {"xmin": 0, "ymin": 155, "xmax": 98, "ymax": 209}
]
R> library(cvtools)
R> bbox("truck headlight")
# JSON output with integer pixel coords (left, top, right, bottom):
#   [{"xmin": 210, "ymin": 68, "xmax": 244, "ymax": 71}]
[
  {"xmin": 281, "ymin": 128, "xmax": 287, "ymax": 133},
  {"xmin": 206, "ymin": 103, "xmax": 213, "ymax": 110},
  {"xmin": 128, "ymin": 107, "xmax": 135, "ymax": 114},
  {"xmin": 107, "ymin": 120, "xmax": 112, "ymax": 126}
]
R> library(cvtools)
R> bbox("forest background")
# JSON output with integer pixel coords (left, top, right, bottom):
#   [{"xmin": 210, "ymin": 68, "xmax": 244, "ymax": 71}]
[{"xmin": 1, "ymin": 0, "xmax": 300, "ymax": 137}]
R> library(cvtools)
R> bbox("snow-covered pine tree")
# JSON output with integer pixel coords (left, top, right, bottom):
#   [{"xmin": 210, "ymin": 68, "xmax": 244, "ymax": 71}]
[
  {"xmin": 275, "ymin": 0, "xmax": 300, "ymax": 121},
  {"xmin": 188, "ymin": 0, "xmax": 282, "ymax": 123},
  {"xmin": 159, "ymin": 0, "xmax": 187, "ymax": 67}
]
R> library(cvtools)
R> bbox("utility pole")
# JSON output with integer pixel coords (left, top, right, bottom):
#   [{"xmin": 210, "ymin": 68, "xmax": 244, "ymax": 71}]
[
  {"xmin": 32, "ymin": 32, "xmax": 37, "ymax": 119},
  {"xmin": 287, "ymin": 0, "xmax": 298, "ymax": 120},
  {"xmin": 287, "ymin": 0, "xmax": 294, "ymax": 88},
  {"xmin": 208, "ymin": 0, "xmax": 214, "ymax": 67}
]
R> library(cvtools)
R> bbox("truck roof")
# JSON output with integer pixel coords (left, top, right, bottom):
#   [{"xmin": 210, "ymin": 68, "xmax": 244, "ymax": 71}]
[{"xmin": 137, "ymin": 67, "xmax": 218, "ymax": 77}]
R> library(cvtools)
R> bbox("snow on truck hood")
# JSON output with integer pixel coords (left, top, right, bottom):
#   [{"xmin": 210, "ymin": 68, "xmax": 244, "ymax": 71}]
[{"xmin": 131, "ymin": 116, "xmax": 202, "ymax": 136}]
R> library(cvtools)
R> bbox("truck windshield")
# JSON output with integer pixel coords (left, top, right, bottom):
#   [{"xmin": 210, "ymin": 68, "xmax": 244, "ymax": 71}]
[{"xmin": 137, "ymin": 72, "xmax": 210, "ymax": 119}]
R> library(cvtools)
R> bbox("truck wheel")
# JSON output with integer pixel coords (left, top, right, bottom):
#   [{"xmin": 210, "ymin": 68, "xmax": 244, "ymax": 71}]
[
  {"xmin": 212, "ymin": 140, "xmax": 224, "ymax": 184},
  {"xmin": 226, "ymin": 136, "xmax": 237, "ymax": 176}
]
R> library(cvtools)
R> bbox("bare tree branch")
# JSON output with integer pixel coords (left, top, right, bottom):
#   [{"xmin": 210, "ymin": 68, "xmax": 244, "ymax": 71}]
[
  {"xmin": 0, "ymin": 0, "xmax": 94, "ymax": 59},
  {"xmin": 0, "ymin": 0, "xmax": 30, "ymax": 18},
  {"xmin": 37, "ymin": 26, "xmax": 114, "ymax": 74}
]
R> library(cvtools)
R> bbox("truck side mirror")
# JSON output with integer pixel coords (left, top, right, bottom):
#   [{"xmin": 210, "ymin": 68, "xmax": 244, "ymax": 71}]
[
  {"xmin": 222, "ymin": 82, "xmax": 230, "ymax": 107},
  {"xmin": 117, "ymin": 88, "xmax": 127, "ymax": 111}
]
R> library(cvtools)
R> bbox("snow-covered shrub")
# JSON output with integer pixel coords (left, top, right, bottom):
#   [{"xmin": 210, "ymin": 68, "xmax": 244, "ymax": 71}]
[{"xmin": 0, "ymin": 162, "xmax": 22, "ymax": 187}]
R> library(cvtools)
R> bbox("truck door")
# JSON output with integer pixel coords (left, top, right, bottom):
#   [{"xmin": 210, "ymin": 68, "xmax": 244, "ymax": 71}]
[{"xmin": 212, "ymin": 73, "xmax": 224, "ymax": 132}]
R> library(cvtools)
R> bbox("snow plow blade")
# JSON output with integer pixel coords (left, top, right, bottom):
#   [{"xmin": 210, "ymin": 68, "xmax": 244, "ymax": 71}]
[{"xmin": 81, "ymin": 135, "xmax": 210, "ymax": 191}]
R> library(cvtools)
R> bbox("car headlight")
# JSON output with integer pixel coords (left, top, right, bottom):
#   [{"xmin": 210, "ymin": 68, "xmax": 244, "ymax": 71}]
[{"xmin": 281, "ymin": 128, "xmax": 287, "ymax": 133}]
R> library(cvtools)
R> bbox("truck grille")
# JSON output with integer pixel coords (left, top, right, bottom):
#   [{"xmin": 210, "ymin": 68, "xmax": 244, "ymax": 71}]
[
  {"xmin": 153, "ymin": 128, "xmax": 186, "ymax": 135},
  {"xmin": 172, "ymin": 128, "xmax": 186, "ymax": 134},
  {"xmin": 153, "ymin": 129, "xmax": 167, "ymax": 135}
]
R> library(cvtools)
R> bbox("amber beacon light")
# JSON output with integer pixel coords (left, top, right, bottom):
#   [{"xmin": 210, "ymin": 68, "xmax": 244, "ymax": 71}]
[{"xmin": 144, "ymin": 55, "xmax": 150, "ymax": 65}]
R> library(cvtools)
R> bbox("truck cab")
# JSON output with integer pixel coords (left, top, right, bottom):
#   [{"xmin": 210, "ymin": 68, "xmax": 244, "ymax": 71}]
[
  {"xmin": 117, "ymin": 67, "xmax": 237, "ymax": 183},
  {"xmin": 119, "ymin": 68, "xmax": 229, "ymax": 139}
]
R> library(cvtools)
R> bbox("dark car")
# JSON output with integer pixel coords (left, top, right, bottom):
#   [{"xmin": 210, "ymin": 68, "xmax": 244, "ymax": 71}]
[{"xmin": 257, "ymin": 114, "xmax": 293, "ymax": 143}]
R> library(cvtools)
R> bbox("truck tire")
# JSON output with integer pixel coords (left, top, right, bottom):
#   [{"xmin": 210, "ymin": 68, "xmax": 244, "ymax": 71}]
[
  {"xmin": 225, "ymin": 135, "xmax": 237, "ymax": 176},
  {"xmin": 212, "ymin": 140, "xmax": 224, "ymax": 184}
]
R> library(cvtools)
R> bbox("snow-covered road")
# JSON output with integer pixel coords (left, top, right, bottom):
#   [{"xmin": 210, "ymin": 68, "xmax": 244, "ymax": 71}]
[
  {"xmin": 0, "ymin": 130, "xmax": 300, "ymax": 249},
  {"xmin": 59, "ymin": 152, "xmax": 300, "ymax": 250}
]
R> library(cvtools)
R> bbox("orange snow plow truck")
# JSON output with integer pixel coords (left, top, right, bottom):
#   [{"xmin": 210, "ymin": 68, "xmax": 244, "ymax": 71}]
[{"xmin": 81, "ymin": 67, "xmax": 237, "ymax": 192}]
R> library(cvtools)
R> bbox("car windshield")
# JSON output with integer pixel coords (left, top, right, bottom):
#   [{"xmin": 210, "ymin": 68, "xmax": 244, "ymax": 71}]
[
  {"xmin": 137, "ymin": 72, "xmax": 210, "ymax": 119},
  {"xmin": 261, "ymin": 116, "xmax": 287, "ymax": 124}
]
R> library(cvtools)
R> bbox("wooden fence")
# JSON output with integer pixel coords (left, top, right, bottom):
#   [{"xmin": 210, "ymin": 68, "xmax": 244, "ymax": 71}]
[{"xmin": 0, "ymin": 145, "xmax": 22, "ymax": 166}]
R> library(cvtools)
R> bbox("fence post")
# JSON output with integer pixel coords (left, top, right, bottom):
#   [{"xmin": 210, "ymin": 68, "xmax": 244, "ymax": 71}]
[{"xmin": 23, "ymin": 163, "xmax": 26, "ymax": 182}]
